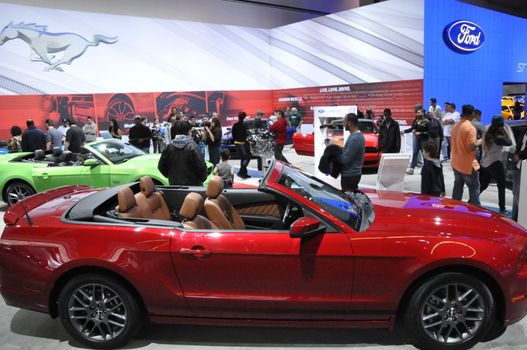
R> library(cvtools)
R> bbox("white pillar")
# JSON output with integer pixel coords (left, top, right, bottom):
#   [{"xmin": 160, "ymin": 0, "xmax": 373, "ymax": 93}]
[{"xmin": 519, "ymin": 160, "xmax": 527, "ymax": 228}]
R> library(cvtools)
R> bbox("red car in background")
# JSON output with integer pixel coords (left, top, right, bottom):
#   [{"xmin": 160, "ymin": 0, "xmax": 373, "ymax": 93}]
[
  {"xmin": 1, "ymin": 161, "xmax": 527, "ymax": 350},
  {"xmin": 293, "ymin": 119, "xmax": 381, "ymax": 168}
]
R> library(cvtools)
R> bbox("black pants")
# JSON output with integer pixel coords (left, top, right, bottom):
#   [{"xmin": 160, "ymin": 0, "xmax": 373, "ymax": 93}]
[
  {"xmin": 274, "ymin": 144, "xmax": 289, "ymax": 163},
  {"xmin": 208, "ymin": 144, "xmax": 221, "ymax": 166},
  {"xmin": 479, "ymin": 161, "xmax": 506, "ymax": 211},
  {"xmin": 341, "ymin": 174, "xmax": 361, "ymax": 191},
  {"xmin": 236, "ymin": 143, "xmax": 250, "ymax": 177}
]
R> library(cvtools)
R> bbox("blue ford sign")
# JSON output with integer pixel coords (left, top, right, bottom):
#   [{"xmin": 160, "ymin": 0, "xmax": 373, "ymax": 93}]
[{"xmin": 443, "ymin": 20, "xmax": 485, "ymax": 53}]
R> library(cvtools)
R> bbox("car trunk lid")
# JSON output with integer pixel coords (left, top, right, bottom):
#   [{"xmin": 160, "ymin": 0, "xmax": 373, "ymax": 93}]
[{"xmin": 4, "ymin": 185, "xmax": 92, "ymax": 226}]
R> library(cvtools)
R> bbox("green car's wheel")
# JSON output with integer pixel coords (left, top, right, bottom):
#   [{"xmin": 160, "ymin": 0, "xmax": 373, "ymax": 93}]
[{"xmin": 5, "ymin": 181, "xmax": 36, "ymax": 206}]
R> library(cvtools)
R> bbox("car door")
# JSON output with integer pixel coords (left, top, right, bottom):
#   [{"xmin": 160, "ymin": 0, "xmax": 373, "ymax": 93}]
[
  {"xmin": 170, "ymin": 222, "xmax": 354, "ymax": 320},
  {"xmin": 32, "ymin": 159, "xmax": 110, "ymax": 191}
]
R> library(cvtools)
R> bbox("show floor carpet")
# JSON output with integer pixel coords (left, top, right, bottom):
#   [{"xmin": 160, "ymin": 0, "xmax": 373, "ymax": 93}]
[{"xmin": 0, "ymin": 146, "xmax": 524, "ymax": 349}]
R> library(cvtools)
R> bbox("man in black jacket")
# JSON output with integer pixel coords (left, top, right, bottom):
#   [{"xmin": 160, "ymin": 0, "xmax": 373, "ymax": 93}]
[
  {"xmin": 129, "ymin": 116, "xmax": 151, "ymax": 153},
  {"xmin": 158, "ymin": 120, "xmax": 208, "ymax": 186},
  {"xmin": 21, "ymin": 119, "xmax": 46, "ymax": 152},
  {"xmin": 378, "ymin": 109, "xmax": 401, "ymax": 153}
]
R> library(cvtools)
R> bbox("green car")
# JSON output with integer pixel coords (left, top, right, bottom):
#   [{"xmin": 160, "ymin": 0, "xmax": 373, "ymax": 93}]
[{"xmin": 0, "ymin": 139, "xmax": 212, "ymax": 206}]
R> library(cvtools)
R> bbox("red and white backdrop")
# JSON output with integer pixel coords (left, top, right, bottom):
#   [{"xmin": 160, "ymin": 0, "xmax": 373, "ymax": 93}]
[{"xmin": 0, "ymin": 0, "xmax": 423, "ymax": 139}]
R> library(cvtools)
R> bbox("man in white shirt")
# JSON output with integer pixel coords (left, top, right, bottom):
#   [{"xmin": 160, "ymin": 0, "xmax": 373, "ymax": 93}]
[
  {"xmin": 428, "ymin": 98, "xmax": 442, "ymax": 120},
  {"xmin": 440, "ymin": 102, "xmax": 461, "ymax": 162},
  {"xmin": 56, "ymin": 118, "xmax": 69, "ymax": 144}
]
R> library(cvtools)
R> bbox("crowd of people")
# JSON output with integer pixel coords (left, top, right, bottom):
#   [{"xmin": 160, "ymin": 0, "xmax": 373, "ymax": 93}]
[
  {"xmin": 4, "ymin": 102, "xmax": 526, "ymax": 221},
  {"xmin": 399, "ymin": 99, "xmax": 526, "ymax": 221}
]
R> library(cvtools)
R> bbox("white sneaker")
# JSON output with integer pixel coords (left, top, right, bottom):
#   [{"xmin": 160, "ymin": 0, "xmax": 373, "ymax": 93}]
[{"xmin": 406, "ymin": 168, "xmax": 414, "ymax": 175}]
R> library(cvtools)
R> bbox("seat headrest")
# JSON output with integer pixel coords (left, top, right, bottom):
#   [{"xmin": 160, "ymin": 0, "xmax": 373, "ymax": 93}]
[
  {"xmin": 117, "ymin": 188, "xmax": 137, "ymax": 213},
  {"xmin": 140, "ymin": 176, "xmax": 155, "ymax": 197},
  {"xmin": 179, "ymin": 192, "xmax": 203, "ymax": 220},
  {"xmin": 206, "ymin": 176, "xmax": 224, "ymax": 199},
  {"xmin": 34, "ymin": 149, "xmax": 45, "ymax": 160},
  {"xmin": 52, "ymin": 147, "xmax": 62, "ymax": 156},
  {"xmin": 62, "ymin": 150, "xmax": 75, "ymax": 162}
]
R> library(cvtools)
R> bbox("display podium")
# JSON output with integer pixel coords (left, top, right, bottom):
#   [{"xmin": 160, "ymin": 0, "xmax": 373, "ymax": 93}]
[
  {"xmin": 376, "ymin": 153, "xmax": 411, "ymax": 192},
  {"xmin": 313, "ymin": 106, "xmax": 357, "ymax": 189}
]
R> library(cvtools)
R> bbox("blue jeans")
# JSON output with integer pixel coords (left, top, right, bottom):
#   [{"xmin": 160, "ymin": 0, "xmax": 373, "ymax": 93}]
[
  {"xmin": 452, "ymin": 168, "xmax": 481, "ymax": 206},
  {"xmin": 410, "ymin": 136, "xmax": 427, "ymax": 169},
  {"xmin": 236, "ymin": 143, "xmax": 250, "ymax": 177}
]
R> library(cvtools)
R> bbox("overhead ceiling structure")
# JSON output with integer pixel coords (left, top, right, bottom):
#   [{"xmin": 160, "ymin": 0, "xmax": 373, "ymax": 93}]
[
  {"xmin": 461, "ymin": 0, "xmax": 527, "ymax": 19},
  {"xmin": 2, "ymin": 0, "xmax": 525, "ymax": 26},
  {"xmin": 0, "ymin": 0, "xmax": 381, "ymax": 28}
]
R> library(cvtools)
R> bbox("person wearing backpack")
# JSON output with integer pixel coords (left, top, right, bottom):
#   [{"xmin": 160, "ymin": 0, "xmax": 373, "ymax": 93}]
[{"xmin": 158, "ymin": 120, "xmax": 207, "ymax": 186}]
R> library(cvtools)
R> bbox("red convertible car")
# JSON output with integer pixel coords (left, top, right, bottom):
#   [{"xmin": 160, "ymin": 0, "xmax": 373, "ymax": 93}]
[
  {"xmin": 1, "ymin": 161, "xmax": 527, "ymax": 350},
  {"xmin": 293, "ymin": 119, "xmax": 381, "ymax": 168}
]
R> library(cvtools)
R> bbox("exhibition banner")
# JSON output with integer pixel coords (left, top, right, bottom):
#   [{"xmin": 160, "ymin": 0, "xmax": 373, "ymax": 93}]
[{"xmin": 0, "ymin": 80, "xmax": 422, "ymax": 140}]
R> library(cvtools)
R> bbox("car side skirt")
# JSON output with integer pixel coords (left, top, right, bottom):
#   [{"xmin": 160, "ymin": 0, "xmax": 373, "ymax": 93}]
[{"xmin": 150, "ymin": 315, "xmax": 396, "ymax": 330}]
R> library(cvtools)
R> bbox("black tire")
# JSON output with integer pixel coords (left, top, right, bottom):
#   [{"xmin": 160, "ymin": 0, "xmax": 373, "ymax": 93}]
[
  {"xmin": 5, "ymin": 181, "xmax": 36, "ymax": 206},
  {"xmin": 404, "ymin": 272, "xmax": 495, "ymax": 350},
  {"xmin": 482, "ymin": 323, "xmax": 507, "ymax": 342},
  {"xmin": 58, "ymin": 273, "xmax": 143, "ymax": 349}
]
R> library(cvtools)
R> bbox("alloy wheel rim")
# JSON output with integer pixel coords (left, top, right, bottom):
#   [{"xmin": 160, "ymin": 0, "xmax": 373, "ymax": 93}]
[
  {"xmin": 8, "ymin": 185, "xmax": 32, "ymax": 205},
  {"xmin": 107, "ymin": 101, "xmax": 134, "ymax": 122},
  {"xmin": 67, "ymin": 283, "xmax": 127, "ymax": 342},
  {"xmin": 420, "ymin": 283, "xmax": 485, "ymax": 344}
]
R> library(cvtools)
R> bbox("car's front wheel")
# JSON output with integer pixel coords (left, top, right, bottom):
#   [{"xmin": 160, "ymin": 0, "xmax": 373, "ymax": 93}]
[
  {"xmin": 404, "ymin": 272, "xmax": 495, "ymax": 350},
  {"xmin": 5, "ymin": 181, "xmax": 36, "ymax": 206},
  {"xmin": 58, "ymin": 274, "xmax": 143, "ymax": 349}
]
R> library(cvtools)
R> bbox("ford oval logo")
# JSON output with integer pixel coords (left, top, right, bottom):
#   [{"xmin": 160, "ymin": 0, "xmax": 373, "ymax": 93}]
[{"xmin": 443, "ymin": 20, "xmax": 485, "ymax": 53}]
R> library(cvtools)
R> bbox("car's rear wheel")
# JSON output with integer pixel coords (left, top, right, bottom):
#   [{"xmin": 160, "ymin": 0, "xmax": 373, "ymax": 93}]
[
  {"xmin": 404, "ymin": 272, "xmax": 495, "ymax": 350},
  {"xmin": 58, "ymin": 274, "xmax": 143, "ymax": 349},
  {"xmin": 5, "ymin": 181, "xmax": 35, "ymax": 206}
]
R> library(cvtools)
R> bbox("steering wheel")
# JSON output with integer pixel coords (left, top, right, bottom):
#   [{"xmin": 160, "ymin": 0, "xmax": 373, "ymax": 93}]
[{"xmin": 282, "ymin": 202, "xmax": 291, "ymax": 224}]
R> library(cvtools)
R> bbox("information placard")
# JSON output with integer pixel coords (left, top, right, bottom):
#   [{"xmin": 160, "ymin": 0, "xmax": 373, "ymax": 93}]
[{"xmin": 377, "ymin": 153, "xmax": 411, "ymax": 192}]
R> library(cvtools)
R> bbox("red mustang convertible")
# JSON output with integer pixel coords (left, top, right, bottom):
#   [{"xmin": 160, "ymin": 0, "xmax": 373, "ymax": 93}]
[
  {"xmin": 293, "ymin": 119, "xmax": 381, "ymax": 168},
  {"xmin": 1, "ymin": 161, "xmax": 527, "ymax": 350}
]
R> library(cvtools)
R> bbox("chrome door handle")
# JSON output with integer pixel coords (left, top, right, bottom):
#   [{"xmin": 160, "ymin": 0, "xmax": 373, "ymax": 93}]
[{"xmin": 179, "ymin": 247, "xmax": 211, "ymax": 258}]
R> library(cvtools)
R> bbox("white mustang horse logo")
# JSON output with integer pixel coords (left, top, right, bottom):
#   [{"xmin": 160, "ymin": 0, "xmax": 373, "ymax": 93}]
[{"xmin": 0, "ymin": 22, "xmax": 118, "ymax": 71}]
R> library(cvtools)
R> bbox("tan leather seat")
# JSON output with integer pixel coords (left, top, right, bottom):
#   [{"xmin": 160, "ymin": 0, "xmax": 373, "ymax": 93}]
[
  {"xmin": 180, "ymin": 192, "xmax": 217, "ymax": 230},
  {"xmin": 116, "ymin": 187, "xmax": 144, "ymax": 218},
  {"xmin": 204, "ymin": 176, "xmax": 245, "ymax": 230},
  {"xmin": 135, "ymin": 176, "xmax": 172, "ymax": 220}
]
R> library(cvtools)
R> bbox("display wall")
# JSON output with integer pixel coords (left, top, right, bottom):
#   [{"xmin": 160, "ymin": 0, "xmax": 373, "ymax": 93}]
[
  {"xmin": 0, "ymin": 0, "xmax": 423, "ymax": 94},
  {"xmin": 424, "ymin": 0, "xmax": 527, "ymax": 124},
  {"xmin": 0, "ymin": 79, "xmax": 423, "ymax": 140}
]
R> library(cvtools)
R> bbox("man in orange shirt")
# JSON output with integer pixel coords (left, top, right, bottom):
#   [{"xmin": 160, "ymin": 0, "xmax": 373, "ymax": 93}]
[{"xmin": 451, "ymin": 104, "xmax": 483, "ymax": 205}]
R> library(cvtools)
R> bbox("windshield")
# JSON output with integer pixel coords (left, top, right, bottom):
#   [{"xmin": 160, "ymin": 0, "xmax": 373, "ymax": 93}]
[
  {"xmin": 278, "ymin": 168, "xmax": 364, "ymax": 230},
  {"xmin": 90, "ymin": 140, "xmax": 144, "ymax": 164},
  {"xmin": 359, "ymin": 121, "xmax": 377, "ymax": 133}
]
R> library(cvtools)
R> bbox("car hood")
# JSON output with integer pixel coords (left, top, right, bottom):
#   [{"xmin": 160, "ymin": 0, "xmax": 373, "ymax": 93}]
[
  {"xmin": 363, "ymin": 132, "xmax": 378, "ymax": 147},
  {"xmin": 366, "ymin": 190, "xmax": 527, "ymax": 241},
  {"xmin": 121, "ymin": 153, "xmax": 161, "ymax": 165}
]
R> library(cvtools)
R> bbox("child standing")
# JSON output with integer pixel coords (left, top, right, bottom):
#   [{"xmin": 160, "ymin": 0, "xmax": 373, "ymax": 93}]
[
  {"xmin": 421, "ymin": 141, "xmax": 445, "ymax": 196},
  {"xmin": 213, "ymin": 149, "xmax": 234, "ymax": 188}
]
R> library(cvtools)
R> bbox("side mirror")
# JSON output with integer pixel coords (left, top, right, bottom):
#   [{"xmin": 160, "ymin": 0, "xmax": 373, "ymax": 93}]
[
  {"xmin": 84, "ymin": 158, "xmax": 99, "ymax": 167},
  {"xmin": 289, "ymin": 217, "xmax": 326, "ymax": 238}
]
